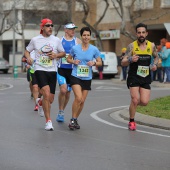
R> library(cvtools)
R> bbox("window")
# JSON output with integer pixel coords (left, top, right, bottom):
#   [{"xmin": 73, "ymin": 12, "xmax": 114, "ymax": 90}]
[
  {"xmin": 134, "ymin": 0, "xmax": 153, "ymax": 11},
  {"xmin": 161, "ymin": 0, "xmax": 170, "ymax": 8},
  {"xmin": 4, "ymin": 19, "xmax": 10, "ymax": 29}
]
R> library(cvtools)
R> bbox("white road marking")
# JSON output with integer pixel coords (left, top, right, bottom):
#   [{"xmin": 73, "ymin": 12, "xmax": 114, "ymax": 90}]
[
  {"xmin": 0, "ymin": 84, "xmax": 13, "ymax": 90},
  {"xmin": 96, "ymin": 86, "xmax": 121, "ymax": 90},
  {"xmin": 90, "ymin": 106, "xmax": 170, "ymax": 138}
]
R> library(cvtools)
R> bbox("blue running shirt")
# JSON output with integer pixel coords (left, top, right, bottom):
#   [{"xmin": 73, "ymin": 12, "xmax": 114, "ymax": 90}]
[
  {"xmin": 70, "ymin": 44, "xmax": 100, "ymax": 80},
  {"xmin": 58, "ymin": 36, "xmax": 77, "ymax": 69}
]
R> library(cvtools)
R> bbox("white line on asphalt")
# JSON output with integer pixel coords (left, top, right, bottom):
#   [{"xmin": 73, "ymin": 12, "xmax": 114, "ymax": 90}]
[
  {"xmin": 0, "ymin": 84, "xmax": 13, "ymax": 90},
  {"xmin": 90, "ymin": 106, "xmax": 170, "ymax": 138},
  {"xmin": 96, "ymin": 86, "xmax": 121, "ymax": 90}
]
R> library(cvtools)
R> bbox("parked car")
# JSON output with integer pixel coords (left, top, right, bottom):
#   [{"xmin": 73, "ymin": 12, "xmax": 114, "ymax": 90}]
[
  {"xmin": 0, "ymin": 58, "xmax": 9, "ymax": 73},
  {"xmin": 92, "ymin": 52, "xmax": 118, "ymax": 78}
]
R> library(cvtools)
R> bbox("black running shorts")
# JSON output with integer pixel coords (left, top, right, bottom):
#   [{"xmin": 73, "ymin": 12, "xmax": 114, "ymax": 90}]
[
  {"xmin": 70, "ymin": 75, "xmax": 92, "ymax": 90},
  {"xmin": 35, "ymin": 70, "xmax": 57, "ymax": 94}
]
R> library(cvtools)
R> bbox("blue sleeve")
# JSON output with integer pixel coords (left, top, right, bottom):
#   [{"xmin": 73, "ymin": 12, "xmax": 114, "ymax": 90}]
[{"xmin": 94, "ymin": 47, "xmax": 101, "ymax": 59}]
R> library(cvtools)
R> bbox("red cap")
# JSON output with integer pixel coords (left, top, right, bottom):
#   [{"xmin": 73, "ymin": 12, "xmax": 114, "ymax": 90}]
[{"xmin": 40, "ymin": 18, "xmax": 53, "ymax": 34}]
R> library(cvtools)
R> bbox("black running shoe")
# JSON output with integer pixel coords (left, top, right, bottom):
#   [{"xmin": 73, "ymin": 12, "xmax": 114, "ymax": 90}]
[
  {"xmin": 74, "ymin": 119, "xmax": 80, "ymax": 129},
  {"xmin": 68, "ymin": 119, "xmax": 75, "ymax": 130}
]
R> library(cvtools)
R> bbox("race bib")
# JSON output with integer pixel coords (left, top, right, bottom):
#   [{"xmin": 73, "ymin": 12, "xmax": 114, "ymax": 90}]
[
  {"xmin": 137, "ymin": 66, "xmax": 149, "ymax": 77},
  {"xmin": 61, "ymin": 54, "xmax": 69, "ymax": 64},
  {"xmin": 39, "ymin": 56, "xmax": 52, "ymax": 67},
  {"xmin": 77, "ymin": 65, "xmax": 89, "ymax": 77}
]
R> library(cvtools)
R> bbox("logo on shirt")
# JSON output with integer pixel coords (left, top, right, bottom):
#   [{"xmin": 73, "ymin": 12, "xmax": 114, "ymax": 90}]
[
  {"xmin": 147, "ymin": 48, "xmax": 150, "ymax": 53},
  {"xmin": 41, "ymin": 45, "xmax": 53, "ymax": 53}
]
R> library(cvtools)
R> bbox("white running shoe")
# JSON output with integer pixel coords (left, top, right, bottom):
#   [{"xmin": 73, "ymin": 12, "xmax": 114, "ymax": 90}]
[
  {"xmin": 38, "ymin": 106, "xmax": 44, "ymax": 117},
  {"xmin": 45, "ymin": 120, "xmax": 54, "ymax": 131},
  {"xmin": 36, "ymin": 98, "xmax": 41, "ymax": 105},
  {"xmin": 36, "ymin": 98, "xmax": 44, "ymax": 117}
]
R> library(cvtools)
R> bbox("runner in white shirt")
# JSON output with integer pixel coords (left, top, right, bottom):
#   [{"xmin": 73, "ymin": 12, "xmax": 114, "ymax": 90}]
[{"xmin": 24, "ymin": 18, "xmax": 65, "ymax": 131}]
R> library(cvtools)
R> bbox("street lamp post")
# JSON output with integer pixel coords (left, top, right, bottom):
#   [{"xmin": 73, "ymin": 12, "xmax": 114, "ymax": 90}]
[{"xmin": 12, "ymin": 7, "xmax": 17, "ymax": 78}]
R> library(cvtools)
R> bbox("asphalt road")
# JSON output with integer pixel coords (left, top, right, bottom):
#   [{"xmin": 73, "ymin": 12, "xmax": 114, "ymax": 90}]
[{"xmin": 0, "ymin": 72, "xmax": 170, "ymax": 170}]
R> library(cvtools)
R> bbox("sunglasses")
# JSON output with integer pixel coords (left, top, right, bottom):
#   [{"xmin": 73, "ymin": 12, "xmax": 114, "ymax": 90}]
[{"xmin": 44, "ymin": 24, "xmax": 53, "ymax": 27}]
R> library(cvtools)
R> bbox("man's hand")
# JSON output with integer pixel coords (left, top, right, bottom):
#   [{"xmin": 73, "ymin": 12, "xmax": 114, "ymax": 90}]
[
  {"xmin": 131, "ymin": 54, "xmax": 139, "ymax": 63},
  {"xmin": 47, "ymin": 51, "xmax": 56, "ymax": 60},
  {"xmin": 27, "ymin": 57, "xmax": 33, "ymax": 65}
]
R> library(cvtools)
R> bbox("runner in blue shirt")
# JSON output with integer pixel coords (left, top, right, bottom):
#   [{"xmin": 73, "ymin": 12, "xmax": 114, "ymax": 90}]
[
  {"xmin": 67, "ymin": 26, "xmax": 102, "ymax": 130},
  {"xmin": 56, "ymin": 22, "xmax": 81, "ymax": 122}
]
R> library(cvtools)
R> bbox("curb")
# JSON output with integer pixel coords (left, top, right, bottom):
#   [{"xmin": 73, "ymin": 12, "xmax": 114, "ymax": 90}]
[{"xmin": 119, "ymin": 108, "xmax": 170, "ymax": 130}]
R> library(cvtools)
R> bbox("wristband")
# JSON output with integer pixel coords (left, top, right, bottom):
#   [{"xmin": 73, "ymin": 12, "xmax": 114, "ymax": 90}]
[{"xmin": 128, "ymin": 56, "xmax": 133, "ymax": 63}]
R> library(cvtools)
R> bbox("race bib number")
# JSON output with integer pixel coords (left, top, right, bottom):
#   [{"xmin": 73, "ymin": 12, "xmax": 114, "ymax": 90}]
[
  {"xmin": 61, "ymin": 54, "xmax": 69, "ymax": 64},
  {"xmin": 77, "ymin": 65, "xmax": 89, "ymax": 77},
  {"xmin": 39, "ymin": 56, "xmax": 52, "ymax": 66},
  {"xmin": 137, "ymin": 66, "xmax": 149, "ymax": 77}
]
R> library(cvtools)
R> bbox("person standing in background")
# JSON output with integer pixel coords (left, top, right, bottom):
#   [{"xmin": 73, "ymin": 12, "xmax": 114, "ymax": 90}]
[
  {"xmin": 97, "ymin": 58, "xmax": 104, "ymax": 80},
  {"xmin": 120, "ymin": 48, "xmax": 127, "ymax": 81},
  {"xmin": 160, "ymin": 38, "xmax": 168, "ymax": 82},
  {"xmin": 161, "ymin": 40, "xmax": 170, "ymax": 83},
  {"xmin": 156, "ymin": 45, "xmax": 163, "ymax": 83}
]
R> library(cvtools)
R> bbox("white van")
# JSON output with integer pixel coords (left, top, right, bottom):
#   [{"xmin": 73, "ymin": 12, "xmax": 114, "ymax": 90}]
[{"xmin": 92, "ymin": 52, "xmax": 118, "ymax": 78}]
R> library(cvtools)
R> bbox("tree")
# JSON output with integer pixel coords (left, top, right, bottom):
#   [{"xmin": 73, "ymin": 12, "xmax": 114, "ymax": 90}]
[
  {"xmin": 0, "ymin": 1, "xmax": 16, "ymax": 36},
  {"xmin": 10, "ymin": 0, "xmax": 70, "ymax": 55},
  {"xmin": 76, "ymin": 0, "xmax": 109, "ymax": 50},
  {"xmin": 110, "ymin": 0, "xmax": 170, "ymax": 40}
]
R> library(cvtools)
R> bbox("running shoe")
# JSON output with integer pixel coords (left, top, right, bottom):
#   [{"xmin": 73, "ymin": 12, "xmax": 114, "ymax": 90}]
[
  {"xmin": 36, "ymin": 98, "xmax": 44, "ymax": 117},
  {"xmin": 38, "ymin": 106, "xmax": 44, "ymax": 117},
  {"xmin": 68, "ymin": 119, "xmax": 75, "ymax": 130},
  {"xmin": 74, "ymin": 119, "xmax": 80, "ymax": 129},
  {"xmin": 45, "ymin": 120, "xmax": 54, "ymax": 131},
  {"xmin": 34, "ymin": 104, "xmax": 38, "ymax": 111},
  {"xmin": 128, "ymin": 122, "xmax": 136, "ymax": 131},
  {"xmin": 56, "ymin": 111, "xmax": 64, "ymax": 122},
  {"xmin": 36, "ymin": 98, "xmax": 41, "ymax": 105}
]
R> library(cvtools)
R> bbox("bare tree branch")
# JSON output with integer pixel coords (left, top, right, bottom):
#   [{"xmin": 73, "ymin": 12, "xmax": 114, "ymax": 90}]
[
  {"xmin": 94, "ymin": 0, "xmax": 109, "ymax": 28},
  {"xmin": 141, "ymin": 10, "xmax": 170, "ymax": 23},
  {"xmin": 76, "ymin": 0, "xmax": 109, "ymax": 50}
]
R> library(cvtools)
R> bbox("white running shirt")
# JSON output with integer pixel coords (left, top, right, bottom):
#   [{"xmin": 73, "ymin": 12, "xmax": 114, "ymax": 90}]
[{"xmin": 26, "ymin": 34, "xmax": 65, "ymax": 72}]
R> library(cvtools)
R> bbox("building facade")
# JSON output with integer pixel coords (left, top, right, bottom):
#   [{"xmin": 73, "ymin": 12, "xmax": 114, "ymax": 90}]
[
  {"xmin": 97, "ymin": 0, "xmax": 170, "ymax": 56},
  {"xmin": 0, "ymin": 0, "xmax": 170, "ymax": 66}
]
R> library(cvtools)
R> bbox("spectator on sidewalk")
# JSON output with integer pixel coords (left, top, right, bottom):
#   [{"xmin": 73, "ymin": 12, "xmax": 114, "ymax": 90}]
[
  {"xmin": 120, "ymin": 48, "xmax": 127, "ymax": 81},
  {"xmin": 160, "ymin": 38, "xmax": 168, "ymax": 82},
  {"xmin": 156, "ymin": 45, "xmax": 163, "ymax": 83},
  {"xmin": 97, "ymin": 58, "xmax": 104, "ymax": 80},
  {"xmin": 161, "ymin": 41, "xmax": 170, "ymax": 83}
]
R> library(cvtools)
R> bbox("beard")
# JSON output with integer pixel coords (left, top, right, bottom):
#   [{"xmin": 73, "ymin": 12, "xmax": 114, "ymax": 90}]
[{"xmin": 138, "ymin": 37, "xmax": 146, "ymax": 43}]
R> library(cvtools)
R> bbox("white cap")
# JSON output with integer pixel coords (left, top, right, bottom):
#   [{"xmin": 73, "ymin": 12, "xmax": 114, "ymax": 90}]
[{"xmin": 64, "ymin": 23, "xmax": 78, "ymax": 29}]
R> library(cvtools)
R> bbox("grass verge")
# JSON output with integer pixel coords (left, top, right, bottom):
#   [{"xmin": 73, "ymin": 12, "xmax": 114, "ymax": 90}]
[{"xmin": 137, "ymin": 96, "xmax": 170, "ymax": 119}]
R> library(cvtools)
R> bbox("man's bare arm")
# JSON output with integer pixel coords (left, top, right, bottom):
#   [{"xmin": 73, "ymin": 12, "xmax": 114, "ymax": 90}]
[
  {"xmin": 121, "ymin": 43, "xmax": 133, "ymax": 66},
  {"xmin": 24, "ymin": 50, "xmax": 33, "ymax": 65}
]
